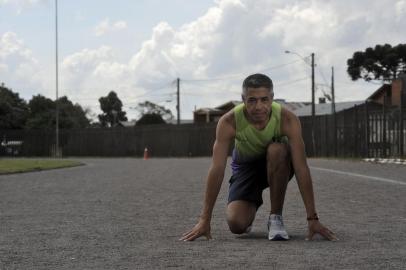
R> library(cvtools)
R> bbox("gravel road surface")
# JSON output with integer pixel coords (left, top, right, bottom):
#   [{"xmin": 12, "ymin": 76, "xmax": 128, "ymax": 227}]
[{"xmin": 1, "ymin": 158, "xmax": 405, "ymax": 269}]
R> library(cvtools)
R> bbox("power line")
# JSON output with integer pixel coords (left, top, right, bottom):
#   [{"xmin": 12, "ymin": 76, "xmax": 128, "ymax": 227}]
[
  {"xmin": 67, "ymin": 84, "xmax": 175, "ymax": 102},
  {"xmin": 180, "ymin": 76, "xmax": 311, "ymax": 95},
  {"xmin": 316, "ymin": 65, "xmax": 330, "ymax": 88},
  {"xmin": 276, "ymin": 76, "xmax": 309, "ymax": 87},
  {"xmin": 182, "ymin": 59, "xmax": 302, "ymax": 83},
  {"xmin": 73, "ymin": 92, "xmax": 174, "ymax": 110},
  {"xmin": 69, "ymin": 92, "xmax": 174, "ymax": 104},
  {"xmin": 335, "ymin": 80, "xmax": 383, "ymax": 86},
  {"xmin": 180, "ymin": 82, "xmax": 241, "ymax": 97},
  {"xmin": 257, "ymin": 59, "xmax": 303, "ymax": 73}
]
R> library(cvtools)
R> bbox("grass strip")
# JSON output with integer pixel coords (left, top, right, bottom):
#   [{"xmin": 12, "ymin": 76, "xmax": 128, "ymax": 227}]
[{"xmin": 0, "ymin": 159, "xmax": 83, "ymax": 174}]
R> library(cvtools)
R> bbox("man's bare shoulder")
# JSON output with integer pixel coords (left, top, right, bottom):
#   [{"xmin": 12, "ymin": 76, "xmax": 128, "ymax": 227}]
[
  {"xmin": 281, "ymin": 107, "xmax": 301, "ymax": 135},
  {"xmin": 218, "ymin": 109, "xmax": 236, "ymax": 128},
  {"xmin": 215, "ymin": 109, "xmax": 236, "ymax": 139},
  {"xmin": 282, "ymin": 105, "xmax": 301, "ymax": 121}
]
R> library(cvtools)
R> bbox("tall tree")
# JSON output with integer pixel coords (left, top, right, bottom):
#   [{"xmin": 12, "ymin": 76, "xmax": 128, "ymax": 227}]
[
  {"xmin": 136, "ymin": 113, "xmax": 166, "ymax": 125},
  {"xmin": 25, "ymin": 95, "xmax": 55, "ymax": 129},
  {"xmin": 57, "ymin": 96, "xmax": 90, "ymax": 128},
  {"xmin": 0, "ymin": 83, "xmax": 29, "ymax": 129},
  {"xmin": 26, "ymin": 95, "xmax": 90, "ymax": 129},
  {"xmin": 135, "ymin": 101, "xmax": 173, "ymax": 121},
  {"xmin": 135, "ymin": 101, "xmax": 174, "ymax": 125},
  {"xmin": 98, "ymin": 91, "xmax": 127, "ymax": 127},
  {"xmin": 347, "ymin": 43, "xmax": 406, "ymax": 82}
]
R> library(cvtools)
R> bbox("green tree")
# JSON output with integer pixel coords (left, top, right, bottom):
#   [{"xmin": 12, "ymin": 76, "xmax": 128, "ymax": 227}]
[
  {"xmin": 98, "ymin": 91, "xmax": 128, "ymax": 127},
  {"xmin": 26, "ymin": 95, "xmax": 90, "ymax": 129},
  {"xmin": 135, "ymin": 101, "xmax": 173, "ymax": 123},
  {"xmin": 57, "ymin": 96, "xmax": 90, "ymax": 128},
  {"xmin": 136, "ymin": 113, "xmax": 166, "ymax": 125},
  {"xmin": 0, "ymin": 83, "xmax": 29, "ymax": 129},
  {"xmin": 347, "ymin": 43, "xmax": 406, "ymax": 82},
  {"xmin": 25, "ymin": 95, "xmax": 55, "ymax": 129}
]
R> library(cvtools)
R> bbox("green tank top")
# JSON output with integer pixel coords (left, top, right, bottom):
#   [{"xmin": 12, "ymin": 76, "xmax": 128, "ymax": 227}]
[{"xmin": 231, "ymin": 102, "xmax": 284, "ymax": 168}]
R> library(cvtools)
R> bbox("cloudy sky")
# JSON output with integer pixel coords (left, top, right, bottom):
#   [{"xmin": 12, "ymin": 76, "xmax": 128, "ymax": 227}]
[{"xmin": 1, "ymin": 0, "xmax": 405, "ymax": 120}]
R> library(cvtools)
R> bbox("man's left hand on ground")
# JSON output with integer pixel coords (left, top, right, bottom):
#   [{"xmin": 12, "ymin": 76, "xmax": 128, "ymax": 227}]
[{"xmin": 306, "ymin": 220, "xmax": 338, "ymax": 241}]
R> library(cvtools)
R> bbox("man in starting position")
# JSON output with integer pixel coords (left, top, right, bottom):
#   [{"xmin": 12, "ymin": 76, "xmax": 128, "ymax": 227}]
[{"xmin": 181, "ymin": 73, "xmax": 337, "ymax": 241}]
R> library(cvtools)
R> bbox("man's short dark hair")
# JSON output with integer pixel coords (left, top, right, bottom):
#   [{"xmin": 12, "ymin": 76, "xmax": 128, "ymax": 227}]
[{"xmin": 242, "ymin": 73, "xmax": 273, "ymax": 95}]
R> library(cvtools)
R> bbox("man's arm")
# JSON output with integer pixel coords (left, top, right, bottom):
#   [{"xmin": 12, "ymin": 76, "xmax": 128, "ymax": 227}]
[
  {"xmin": 281, "ymin": 108, "xmax": 338, "ymax": 241},
  {"xmin": 180, "ymin": 114, "xmax": 235, "ymax": 241}
]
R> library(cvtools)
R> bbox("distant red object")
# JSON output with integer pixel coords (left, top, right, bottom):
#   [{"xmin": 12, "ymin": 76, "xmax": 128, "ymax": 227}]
[{"xmin": 143, "ymin": 147, "xmax": 149, "ymax": 160}]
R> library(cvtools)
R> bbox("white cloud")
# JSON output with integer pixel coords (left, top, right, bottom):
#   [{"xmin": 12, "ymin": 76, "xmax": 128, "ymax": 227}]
[
  {"xmin": 0, "ymin": 0, "xmax": 45, "ymax": 5},
  {"xmin": 0, "ymin": 32, "xmax": 44, "ymax": 97},
  {"xmin": 0, "ymin": 32, "xmax": 34, "ymax": 59},
  {"xmin": 396, "ymin": 0, "xmax": 406, "ymax": 19},
  {"xmin": 59, "ymin": 0, "xmax": 406, "ymax": 118},
  {"xmin": 0, "ymin": 0, "xmax": 47, "ymax": 13},
  {"xmin": 0, "ymin": 63, "xmax": 8, "ymax": 73},
  {"xmin": 3, "ymin": 0, "xmax": 405, "ymax": 119},
  {"xmin": 94, "ymin": 18, "xmax": 128, "ymax": 37},
  {"xmin": 61, "ymin": 46, "xmax": 135, "ymax": 102}
]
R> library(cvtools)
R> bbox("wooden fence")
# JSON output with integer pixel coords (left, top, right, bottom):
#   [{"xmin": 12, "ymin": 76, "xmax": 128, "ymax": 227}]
[
  {"xmin": 0, "ymin": 123, "xmax": 217, "ymax": 157},
  {"xmin": 300, "ymin": 103, "xmax": 406, "ymax": 158},
  {"xmin": 1, "ymin": 103, "xmax": 405, "ymax": 158}
]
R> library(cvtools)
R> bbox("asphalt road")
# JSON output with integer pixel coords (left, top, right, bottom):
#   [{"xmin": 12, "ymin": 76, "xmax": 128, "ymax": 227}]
[{"xmin": 0, "ymin": 158, "xmax": 405, "ymax": 269}]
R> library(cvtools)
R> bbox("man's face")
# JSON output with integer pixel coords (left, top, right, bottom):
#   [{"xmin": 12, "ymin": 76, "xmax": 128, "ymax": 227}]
[{"xmin": 242, "ymin": 87, "xmax": 273, "ymax": 123}]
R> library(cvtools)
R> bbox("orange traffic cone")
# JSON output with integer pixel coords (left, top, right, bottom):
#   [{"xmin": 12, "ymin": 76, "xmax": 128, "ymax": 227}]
[{"xmin": 143, "ymin": 147, "xmax": 149, "ymax": 160}]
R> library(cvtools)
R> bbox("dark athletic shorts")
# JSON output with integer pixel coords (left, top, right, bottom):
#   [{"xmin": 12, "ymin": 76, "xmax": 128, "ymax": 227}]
[{"xmin": 228, "ymin": 157, "xmax": 294, "ymax": 209}]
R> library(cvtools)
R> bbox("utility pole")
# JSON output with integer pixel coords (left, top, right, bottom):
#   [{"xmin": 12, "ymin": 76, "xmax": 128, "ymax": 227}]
[
  {"xmin": 55, "ymin": 0, "xmax": 59, "ymax": 157},
  {"xmin": 176, "ymin": 78, "xmax": 180, "ymax": 125}
]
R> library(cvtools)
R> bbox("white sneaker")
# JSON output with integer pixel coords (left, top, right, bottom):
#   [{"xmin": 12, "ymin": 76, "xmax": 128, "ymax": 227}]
[{"xmin": 268, "ymin": 214, "xmax": 289, "ymax": 241}]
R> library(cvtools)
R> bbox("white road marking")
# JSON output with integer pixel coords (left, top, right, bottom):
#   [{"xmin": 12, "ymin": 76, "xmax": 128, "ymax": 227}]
[{"xmin": 310, "ymin": 166, "xmax": 406, "ymax": 186}]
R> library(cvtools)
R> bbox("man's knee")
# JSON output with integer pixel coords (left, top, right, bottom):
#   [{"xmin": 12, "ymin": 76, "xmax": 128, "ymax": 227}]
[
  {"xmin": 227, "ymin": 218, "xmax": 250, "ymax": 234},
  {"xmin": 267, "ymin": 143, "xmax": 290, "ymax": 164},
  {"xmin": 226, "ymin": 202, "xmax": 255, "ymax": 234}
]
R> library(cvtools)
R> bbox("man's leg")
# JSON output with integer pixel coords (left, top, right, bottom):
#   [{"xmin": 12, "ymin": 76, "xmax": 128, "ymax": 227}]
[
  {"xmin": 266, "ymin": 143, "xmax": 292, "ymax": 214},
  {"xmin": 266, "ymin": 143, "xmax": 292, "ymax": 240},
  {"xmin": 226, "ymin": 200, "xmax": 256, "ymax": 234}
]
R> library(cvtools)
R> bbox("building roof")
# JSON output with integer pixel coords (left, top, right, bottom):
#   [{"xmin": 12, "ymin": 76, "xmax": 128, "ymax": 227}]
[
  {"xmin": 293, "ymin": 101, "xmax": 364, "ymax": 116},
  {"xmin": 274, "ymin": 99, "xmax": 311, "ymax": 111},
  {"xmin": 367, "ymin": 84, "xmax": 391, "ymax": 100},
  {"xmin": 194, "ymin": 100, "xmax": 241, "ymax": 116},
  {"xmin": 215, "ymin": 100, "xmax": 241, "ymax": 110}
]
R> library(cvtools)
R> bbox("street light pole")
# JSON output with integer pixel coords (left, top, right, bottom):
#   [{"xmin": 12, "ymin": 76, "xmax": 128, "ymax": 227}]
[
  {"xmin": 285, "ymin": 50, "xmax": 316, "ymax": 156},
  {"xmin": 285, "ymin": 50, "xmax": 315, "ymax": 118},
  {"xmin": 55, "ymin": 0, "xmax": 59, "ymax": 157}
]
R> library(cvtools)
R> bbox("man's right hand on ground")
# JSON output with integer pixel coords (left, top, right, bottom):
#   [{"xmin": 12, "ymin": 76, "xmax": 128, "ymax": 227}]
[{"xmin": 180, "ymin": 218, "xmax": 212, "ymax": 241}]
